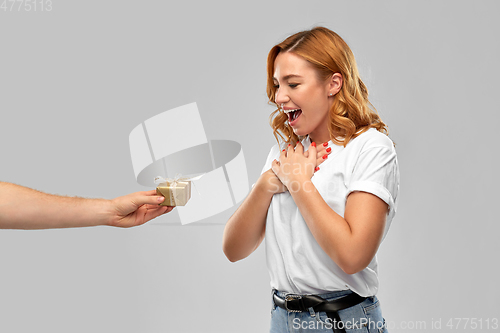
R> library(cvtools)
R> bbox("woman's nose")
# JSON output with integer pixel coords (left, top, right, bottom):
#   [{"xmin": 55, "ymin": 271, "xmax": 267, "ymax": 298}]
[{"xmin": 274, "ymin": 88, "xmax": 288, "ymax": 105}]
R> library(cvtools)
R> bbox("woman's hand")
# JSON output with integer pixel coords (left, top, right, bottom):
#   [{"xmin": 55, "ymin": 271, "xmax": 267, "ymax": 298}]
[
  {"xmin": 305, "ymin": 141, "xmax": 331, "ymax": 168},
  {"xmin": 271, "ymin": 141, "xmax": 318, "ymax": 190},
  {"xmin": 257, "ymin": 141, "xmax": 330, "ymax": 195},
  {"xmin": 255, "ymin": 168, "xmax": 287, "ymax": 195}
]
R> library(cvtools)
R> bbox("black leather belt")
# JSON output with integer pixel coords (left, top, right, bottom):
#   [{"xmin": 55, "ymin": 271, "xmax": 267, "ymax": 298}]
[{"xmin": 273, "ymin": 291, "xmax": 367, "ymax": 333}]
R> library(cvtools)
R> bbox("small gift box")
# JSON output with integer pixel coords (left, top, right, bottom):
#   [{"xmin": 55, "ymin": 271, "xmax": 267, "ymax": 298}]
[
  {"xmin": 156, "ymin": 180, "xmax": 191, "ymax": 206},
  {"xmin": 154, "ymin": 175, "xmax": 203, "ymax": 207}
]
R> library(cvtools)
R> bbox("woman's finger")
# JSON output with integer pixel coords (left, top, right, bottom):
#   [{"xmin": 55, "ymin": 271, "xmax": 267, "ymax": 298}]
[
  {"xmin": 316, "ymin": 153, "xmax": 329, "ymax": 166},
  {"xmin": 309, "ymin": 141, "xmax": 318, "ymax": 166},
  {"xmin": 280, "ymin": 146, "xmax": 288, "ymax": 161},
  {"xmin": 295, "ymin": 141, "xmax": 304, "ymax": 154},
  {"xmin": 271, "ymin": 159, "xmax": 280, "ymax": 175},
  {"xmin": 315, "ymin": 142, "xmax": 331, "ymax": 166},
  {"xmin": 287, "ymin": 143, "xmax": 295, "ymax": 155}
]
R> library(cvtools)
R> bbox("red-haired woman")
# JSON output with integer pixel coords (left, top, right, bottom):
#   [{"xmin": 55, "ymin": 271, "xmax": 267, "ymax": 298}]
[{"xmin": 223, "ymin": 27, "xmax": 399, "ymax": 333}]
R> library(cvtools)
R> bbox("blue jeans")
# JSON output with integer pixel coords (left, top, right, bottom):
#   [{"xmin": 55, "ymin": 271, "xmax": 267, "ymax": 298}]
[{"xmin": 270, "ymin": 290, "xmax": 388, "ymax": 333}]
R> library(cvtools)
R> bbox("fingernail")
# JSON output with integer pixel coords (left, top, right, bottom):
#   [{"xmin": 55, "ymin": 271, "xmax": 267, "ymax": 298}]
[
  {"xmin": 323, "ymin": 142, "xmax": 328, "ymax": 147},
  {"xmin": 157, "ymin": 196, "xmax": 165, "ymax": 202},
  {"xmin": 315, "ymin": 166, "xmax": 320, "ymax": 172},
  {"xmin": 311, "ymin": 142, "xmax": 316, "ymax": 147},
  {"xmin": 322, "ymin": 154, "xmax": 328, "ymax": 159},
  {"xmin": 326, "ymin": 147, "xmax": 331, "ymax": 153},
  {"xmin": 282, "ymin": 149, "xmax": 285, "ymax": 152},
  {"xmin": 288, "ymin": 144, "xmax": 291, "ymax": 147}
]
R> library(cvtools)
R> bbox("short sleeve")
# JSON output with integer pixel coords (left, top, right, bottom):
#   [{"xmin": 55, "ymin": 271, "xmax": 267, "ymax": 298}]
[
  {"xmin": 260, "ymin": 144, "xmax": 282, "ymax": 175},
  {"xmin": 346, "ymin": 145, "xmax": 400, "ymax": 214}
]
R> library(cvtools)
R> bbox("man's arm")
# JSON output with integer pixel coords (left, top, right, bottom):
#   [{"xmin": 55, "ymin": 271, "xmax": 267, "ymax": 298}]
[{"xmin": 0, "ymin": 182, "xmax": 173, "ymax": 229}]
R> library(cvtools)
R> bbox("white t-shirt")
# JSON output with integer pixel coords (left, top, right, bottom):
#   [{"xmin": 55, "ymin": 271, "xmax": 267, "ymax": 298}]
[{"xmin": 261, "ymin": 128, "xmax": 400, "ymax": 297}]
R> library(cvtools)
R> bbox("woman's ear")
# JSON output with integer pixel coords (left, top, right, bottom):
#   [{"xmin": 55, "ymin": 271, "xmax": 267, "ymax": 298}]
[{"xmin": 328, "ymin": 73, "xmax": 343, "ymax": 96}]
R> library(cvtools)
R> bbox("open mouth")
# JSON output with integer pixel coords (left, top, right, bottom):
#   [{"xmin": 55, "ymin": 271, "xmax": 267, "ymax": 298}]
[{"xmin": 284, "ymin": 108, "xmax": 302, "ymax": 124}]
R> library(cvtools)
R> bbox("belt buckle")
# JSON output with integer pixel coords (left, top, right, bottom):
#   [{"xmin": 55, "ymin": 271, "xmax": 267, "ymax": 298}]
[{"xmin": 285, "ymin": 294, "xmax": 302, "ymax": 313}]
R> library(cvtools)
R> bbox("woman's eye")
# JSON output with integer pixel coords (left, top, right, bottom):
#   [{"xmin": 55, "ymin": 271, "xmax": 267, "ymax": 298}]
[
  {"xmin": 273, "ymin": 84, "xmax": 280, "ymax": 89},
  {"xmin": 289, "ymin": 83, "xmax": 299, "ymax": 88}
]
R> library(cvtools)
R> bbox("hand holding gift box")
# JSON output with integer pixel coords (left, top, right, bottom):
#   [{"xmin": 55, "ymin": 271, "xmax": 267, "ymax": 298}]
[{"xmin": 154, "ymin": 174, "xmax": 204, "ymax": 206}]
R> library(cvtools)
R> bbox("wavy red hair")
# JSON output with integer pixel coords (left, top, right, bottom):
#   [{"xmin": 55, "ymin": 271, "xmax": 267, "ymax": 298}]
[{"xmin": 267, "ymin": 27, "xmax": 388, "ymax": 146}]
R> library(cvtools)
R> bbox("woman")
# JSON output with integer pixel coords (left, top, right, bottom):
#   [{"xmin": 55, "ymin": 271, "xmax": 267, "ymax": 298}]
[{"xmin": 223, "ymin": 27, "xmax": 399, "ymax": 333}]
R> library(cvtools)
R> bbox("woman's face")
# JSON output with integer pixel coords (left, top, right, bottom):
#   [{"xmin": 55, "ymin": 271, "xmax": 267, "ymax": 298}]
[{"xmin": 273, "ymin": 51, "xmax": 335, "ymax": 143}]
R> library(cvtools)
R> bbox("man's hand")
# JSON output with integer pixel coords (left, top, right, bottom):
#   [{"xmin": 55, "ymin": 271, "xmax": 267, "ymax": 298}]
[{"xmin": 108, "ymin": 190, "xmax": 174, "ymax": 228}]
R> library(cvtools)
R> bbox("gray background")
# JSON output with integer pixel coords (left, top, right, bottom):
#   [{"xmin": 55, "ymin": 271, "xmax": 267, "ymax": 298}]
[{"xmin": 1, "ymin": 1, "xmax": 499, "ymax": 332}]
